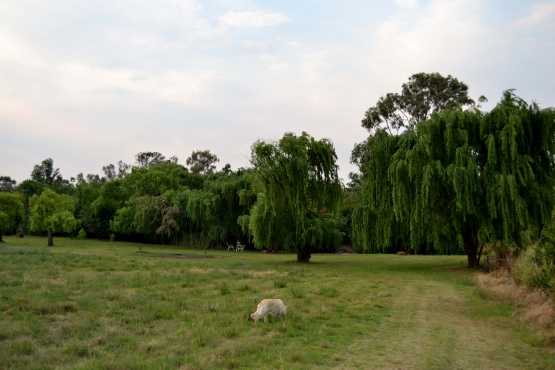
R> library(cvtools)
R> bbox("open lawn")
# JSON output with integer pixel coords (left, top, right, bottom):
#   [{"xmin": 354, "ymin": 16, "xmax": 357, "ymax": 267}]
[{"xmin": 0, "ymin": 237, "xmax": 553, "ymax": 370}]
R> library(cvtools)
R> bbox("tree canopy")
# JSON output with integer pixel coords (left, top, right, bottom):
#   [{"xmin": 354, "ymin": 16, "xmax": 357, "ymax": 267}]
[
  {"xmin": 361, "ymin": 72, "xmax": 477, "ymax": 134},
  {"xmin": 0, "ymin": 192, "xmax": 24, "ymax": 241},
  {"xmin": 186, "ymin": 150, "xmax": 219, "ymax": 175},
  {"xmin": 0, "ymin": 176, "xmax": 16, "ymax": 192},
  {"xmin": 30, "ymin": 189, "xmax": 77, "ymax": 246}
]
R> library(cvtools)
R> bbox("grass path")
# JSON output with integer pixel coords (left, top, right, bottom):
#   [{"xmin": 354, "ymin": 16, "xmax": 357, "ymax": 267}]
[
  {"xmin": 0, "ymin": 237, "xmax": 553, "ymax": 369},
  {"xmin": 338, "ymin": 272, "xmax": 552, "ymax": 370}
]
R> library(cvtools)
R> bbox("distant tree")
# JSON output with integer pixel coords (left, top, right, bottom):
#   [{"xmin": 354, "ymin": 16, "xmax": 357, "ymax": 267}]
[
  {"xmin": 346, "ymin": 172, "xmax": 361, "ymax": 191},
  {"xmin": 17, "ymin": 179, "xmax": 43, "ymax": 199},
  {"xmin": 0, "ymin": 212, "xmax": 7, "ymax": 242},
  {"xmin": 132, "ymin": 196, "xmax": 165, "ymax": 238},
  {"xmin": 31, "ymin": 158, "xmax": 62, "ymax": 185},
  {"xmin": 186, "ymin": 150, "xmax": 219, "ymax": 175},
  {"xmin": 74, "ymin": 176, "xmax": 101, "ymax": 236},
  {"xmin": 111, "ymin": 195, "xmax": 165, "ymax": 243},
  {"xmin": 124, "ymin": 162, "xmax": 196, "ymax": 196},
  {"xmin": 86, "ymin": 174, "xmax": 102, "ymax": 184},
  {"xmin": 15, "ymin": 179, "xmax": 45, "ymax": 234},
  {"xmin": 361, "ymin": 72, "xmax": 478, "ymax": 134},
  {"xmin": 0, "ymin": 192, "xmax": 24, "ymax": 241},
  {"xmin": 75, "ymin": 173, "xmax": 86, "ymax": 184},
  {"xmin": 110, "ymin": 206, "xmax": 135, "ymax": 237},
  {"xmin": 117, "ymin": 161, "xmax": 131, "ymax": 177},
  {"xmin": 89, "ymin": 180, "xmax": 128, "ymax": 238},
  {"xmin": 250, "ymin": 132, "xmax": 342, "ymax": 262},
  {"xmin": 30, "ymin": 158, "xmax": 72, "ymax": 194},
  {"xmin": 0, "ymin": 176, "xmax": 16, "ymax": 192},
  {"xmin": 102, "ymin": 164, "xmax": 117, "ymax": 181},
  {"xmin": 135, "ymin": 152, "xmax": 166, "ymax": 167},
  {"xmin": 29, "ymin": 189, "xmax": 77, "ymax": 246},
  {"xmin": 156, "ymin": 205, "xmax": 181, "ymax": 243},
  {"xmin": 221, "ymin": 163, "xmax": 232, "ymax": 175}
]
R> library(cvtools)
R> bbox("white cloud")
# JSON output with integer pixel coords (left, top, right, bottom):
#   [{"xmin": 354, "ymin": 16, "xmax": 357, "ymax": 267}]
[
  {"xmin": 516, "ymin": 2, "xmax": 555, "ymax": 26},
  {"xmin": 394, "ymin": 0, "xmax": 418, "ymax": 10},
  {"xmin": 58, "ymin": 63, "xmax": 218, "ymax": 107},
  {"xmin": 218, "ymin": 10, "xmax": 290, "ymax": 28}
]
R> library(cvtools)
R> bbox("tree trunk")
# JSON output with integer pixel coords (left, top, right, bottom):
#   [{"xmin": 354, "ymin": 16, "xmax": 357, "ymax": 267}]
[
  {"xmin": 466, "ymin": 247, "xmax": 479, "ymax": 268},
  {"xmin": 463, "ymin": 226, "xmax": 479, "ymax": 268},
  {"xmin": 297, "ymin": 248, "xmax": 311, "ymax": 263},
  {"xmin": 47, "ymin": 230, "xmax": 53, "ymax": 247}
]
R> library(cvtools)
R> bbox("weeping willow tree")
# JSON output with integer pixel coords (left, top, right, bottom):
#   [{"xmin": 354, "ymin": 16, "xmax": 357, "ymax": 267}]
[
  {"xmin": 249, "ymin": 132, "xmax": 342, "ymax": 262},
  {"xmin": 354, "ymin": 92, "xmax": 555, "ymax": 267}
]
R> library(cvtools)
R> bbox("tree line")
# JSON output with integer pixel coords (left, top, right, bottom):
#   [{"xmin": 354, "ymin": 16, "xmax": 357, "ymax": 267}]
[
  {"xmin": 1, "ymin": 73, "xmax": 554, "ymax": 267},
  {"xmin": 0, "ymin": 140, "xmax": 346, "ymax": 262}
]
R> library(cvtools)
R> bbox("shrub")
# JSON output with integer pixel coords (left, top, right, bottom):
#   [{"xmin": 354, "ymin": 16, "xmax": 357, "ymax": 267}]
[
  {"xmin": 513, "ymin": 246, "xmax": 554, "ymax": 290},
  {"xmin": 77, "ymin": 228, "xmax": 87, "ymax": 240}
]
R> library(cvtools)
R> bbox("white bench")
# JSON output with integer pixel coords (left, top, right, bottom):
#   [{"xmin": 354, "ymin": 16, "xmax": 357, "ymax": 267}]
[{"xmin": 227, "ymin": 242, "xmax": 245, "ymax": 252}]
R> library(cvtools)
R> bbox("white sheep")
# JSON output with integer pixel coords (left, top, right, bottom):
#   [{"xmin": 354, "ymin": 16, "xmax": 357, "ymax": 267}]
[{"xmin": 249, "ymin": 299, "xmax": 287, "ymax": 322}]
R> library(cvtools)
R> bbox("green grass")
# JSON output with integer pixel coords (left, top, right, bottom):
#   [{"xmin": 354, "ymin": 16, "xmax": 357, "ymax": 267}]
[{"xmin": 0, "ymin": 236, "xmax": 553, "ymax": 370}]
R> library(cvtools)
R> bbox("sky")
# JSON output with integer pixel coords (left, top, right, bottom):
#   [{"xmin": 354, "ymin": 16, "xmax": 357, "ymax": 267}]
[{"xmin": 1, "ymin": 0, "xmax": 555, "ymax": 182}]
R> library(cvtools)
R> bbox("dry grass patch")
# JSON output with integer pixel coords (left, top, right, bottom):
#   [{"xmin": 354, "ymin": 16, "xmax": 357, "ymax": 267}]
[
  {"xmin": 188, "ymin": 267, "xmax": 215, "ymax": 274},
  {"xmin": 249, "ymin": 270, "xmax": 287, "ymax": 278},
  {"xmin": 476, "ymin": 270, "xmax": 555, "ymax": 343}
]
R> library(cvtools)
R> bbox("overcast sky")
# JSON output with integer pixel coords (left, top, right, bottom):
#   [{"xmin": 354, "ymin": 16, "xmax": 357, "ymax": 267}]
[{"xmin": 1, "ymin": 0, "xmax": 554, "ymax": 182}]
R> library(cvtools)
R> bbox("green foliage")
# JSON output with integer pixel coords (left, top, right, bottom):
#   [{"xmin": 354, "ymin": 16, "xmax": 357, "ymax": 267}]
[
  {"xmin": 514, "ymin": 208, "xmax": 555, "ymax": 290},
  {"xmin": 110, "ymin": 206, "xmax": 135, "ymax": 236},
  {"xmin": 0, "ymin": 211, "xmax": 7, "ymax": 241},
  {"xmin": 16, "ymin": 179, "xmax": 44, "ymax": 199},
  {"xmin": 123, "ymin": 162, "xmax": 198, "ymax": 196},
  {"xmin": 352, "ymin": 131, "xmax": 412, "ymax": 253},
  {"xmin": 513, "ymin": 246, "xmax": 554, "ymax": 290},
  {"xmin": 29, "ymin": 189, "xmax": 78, "ymax": 239},
  {"xmin": 0, "ymin": 192, "xmax": 24, "ymax": 237},
  {"xmin": 353, "ymin": 92, "xmax": 555, "ymax": 267},
  {"xmin": 110, "ymin": 196, "xmax": 165, "ymax": 241},
  {"xmin": 77, "ymin": 228, "xmax": 87, "ymax": 240},
  {"xmin": 539, "ymin": 211, "xmax": 555, "ymax": 265},
  {"xmin": 249, "ymin": 132, "xmax": 342, "ymax": 262},
  {"xmin": 108, "ymin": 169, "xmax": 255, "ymax": 248}
]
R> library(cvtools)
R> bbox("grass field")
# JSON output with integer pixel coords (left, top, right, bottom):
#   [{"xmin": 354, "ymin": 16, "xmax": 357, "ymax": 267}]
[{"xmin": 0, "ymin": 237, "xmax": 553, "ymax": 370}]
